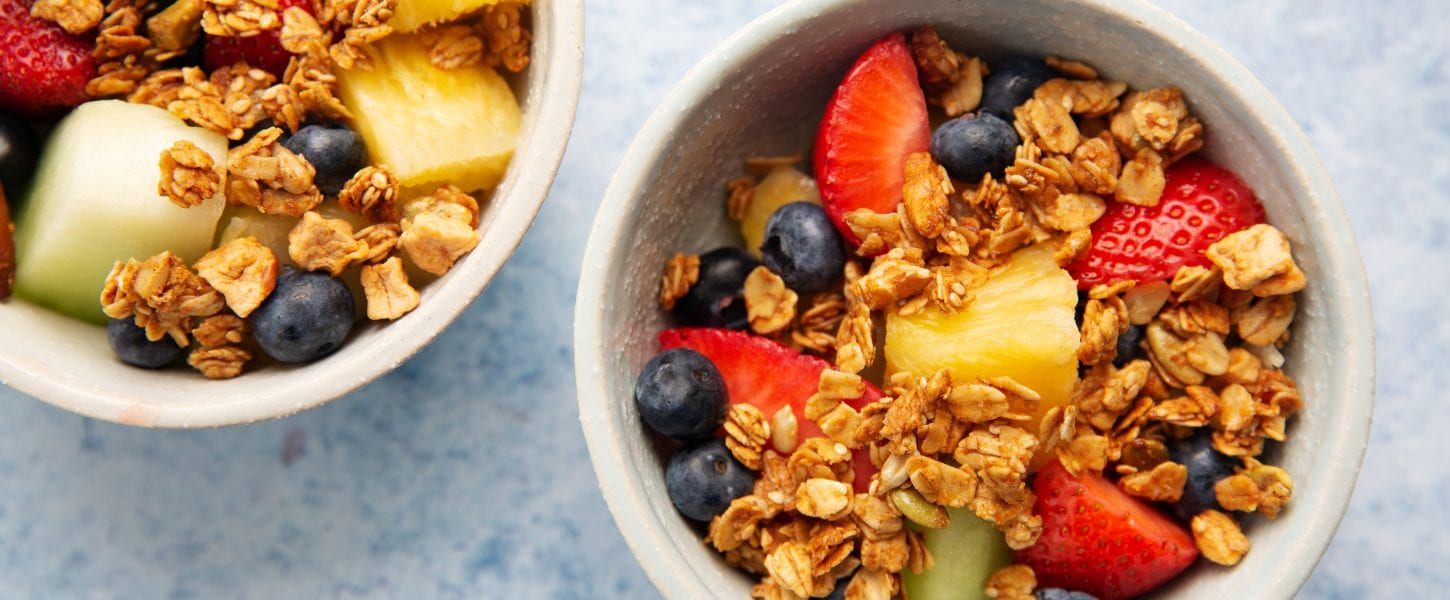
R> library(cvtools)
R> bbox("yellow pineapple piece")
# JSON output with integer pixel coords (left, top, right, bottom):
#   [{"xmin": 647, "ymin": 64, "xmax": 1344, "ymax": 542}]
[
  {"xmin": 389, "ymin": 0, "xmax": 525, "ymax": 34},
  {"xmin": 740, "ymin": 165, "xmax": 822, "ymax": 256},
  {"xmin": 884, "ymin": 243, "xmax": 1080, "ymax": 435},
  {"xmin": 336, "ymin": 33, "xmax": 522, "ymax": 198}
]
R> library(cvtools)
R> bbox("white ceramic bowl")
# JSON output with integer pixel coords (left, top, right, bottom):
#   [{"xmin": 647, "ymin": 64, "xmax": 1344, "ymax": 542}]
[
  {"xmin": 576, "ymin": 0, "xmax": 1374, "ymax": 597},
  {"xmin": 0, "ymin": 0, "xmax": 583, "ymax": 428}
]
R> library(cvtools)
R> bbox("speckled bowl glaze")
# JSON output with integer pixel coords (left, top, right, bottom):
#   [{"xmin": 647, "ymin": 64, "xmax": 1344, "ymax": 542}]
[
  {"xmin": 576, "ymin": 0, "xmax": 1373, "ymax": 597},
  {"xmin": 0, "ymin": 0, "xmax": 582, "ymax": 428}
]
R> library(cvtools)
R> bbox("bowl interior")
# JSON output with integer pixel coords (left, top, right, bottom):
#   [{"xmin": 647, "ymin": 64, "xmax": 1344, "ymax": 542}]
[
  {"xmin": 577, "ymin": 0, "xmax": 1373, "ymax": 598},
  {"xmin": 0, "ymin": 0, "xmax": 583, "ymax": 428}
]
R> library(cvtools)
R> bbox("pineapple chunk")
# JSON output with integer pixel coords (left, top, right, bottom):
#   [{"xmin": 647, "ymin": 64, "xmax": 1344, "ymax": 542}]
[
  {"xmin": 740, "ymin": 165, "xmax": 822, "ymax": 256},
  {"xmin": 884, "ymin": 244, "xmax": 1079, "ymax": 435},
  {"xmin": 337, "ymin": 33, "xmax": 521, "ymax": 198},
  {"xmin": 389, "ymin": 0, "xmax": 522, "ymax": 33}
]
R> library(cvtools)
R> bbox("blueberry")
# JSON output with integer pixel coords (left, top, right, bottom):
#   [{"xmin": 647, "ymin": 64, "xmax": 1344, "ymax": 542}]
[
  {"xmin": 665, "ymin": 439, "xmax": 756, "ymax": 522},
  {"xmin": 1036, "ymin": 588, "xmax": 1099, "ymax": 600},
  {"xmin": 1169, "ymin": 429, "xmax": 1238, "ymax": 521},
  {"xmin": 106, "ymin": 318, "xmax": 186, "ymax": 369},
  {"xmin": 0, "ymin": 114, "xmax": 39, "ymax": 194},
  {"xmin": 980, "ymin": 56, "xmax": 1056, "ymax": 119},
  {"xmin": 929, "ymin": 113, "xmax": 1019, "ymax": 182},
  {"xmin": 1112, "ymin": 324, "xmax": 1145, "ymax": 368},
  {"xmin": 673, "ymin": 247, "xmax": 760, "ymax": 330},
  {"xmin": 760, "ymin": 202, "xmax": 845, "ymax": 294},
  {"xmin": 634, "ymin": 348, "xmax": 728, "ymax": 440},
  {"xmin": 283, "ymin": 123, "xmax": 367, "ymax": 195},
  {"xmin": 251, "ymin": 267, "xmax": 355, "ymax": 363}
]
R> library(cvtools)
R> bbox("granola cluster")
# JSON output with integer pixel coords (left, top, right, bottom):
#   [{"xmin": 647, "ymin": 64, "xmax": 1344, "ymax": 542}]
[{"xmin": 652, "ymin": 26, "xmax": 1309, "ymax": 598}]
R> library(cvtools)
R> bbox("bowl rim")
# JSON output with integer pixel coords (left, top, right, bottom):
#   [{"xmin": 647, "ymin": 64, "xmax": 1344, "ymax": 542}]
[
  {"xmin": 574, "ymin": 0, "xmax": 1375, "ymax": 598},
  {"xmin": 0, "ymin": 0, "xmax": 584, "ymax": 428}
]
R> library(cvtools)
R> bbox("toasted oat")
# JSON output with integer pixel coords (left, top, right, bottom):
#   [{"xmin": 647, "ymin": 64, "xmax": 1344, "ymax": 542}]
[
  {"xmin": 30, "ymin": 0, "xmax": 103, "ymax": 35},
  {"xmin": 1192, "ymin": 509, "xmax": 1250, "ymax": 565},
  {"xmin": 1015, "ymin": 98, "xmax": 1080, "ymax": 154},
  {"xmin": 726, "ymin": 176, "xmax": 755, "ymax": 222},
  {"xmin": 360, "ymin": 256, "xmax": 419, "ymax": 320},
  {"xmin": 725, "ymin": 403, "xmax": 771, "ymax": 471},
  {"xmin": 1243, "ymin": 459, "xmax": 1294, "ymax": 519},
  {"xmin": 791, "ymin": 291, "xmax": 846, "ymax": 354},
  {"xmin": 984, "ymin": 564, "xmax": 1036, "ymax": 600},
  {"xmin": 201, "ymin": 0, "xmax": 281, "ymax": 37},
  {"xmin": 193, "ymin": 236, "xmax": 278, "ymax": 317},
  {"xmin": 843, "ymin": 567, "xmax": 897, "ymax": 600},
  {"xmin": 906, "ymin": 455, "xmax": 976, "ymax": 508},
  {"xmin": 909, "ymin": 26, "xmax": 984, "ymax": 117},
  {"xmin": 709, "ymin": 495, "xmax": 771, "ymax": 553},
  {"xmin": 479, "ymin": 1, "xmax": 530, "ymax": 72},
  {"xmin": 285, "ymin": 51, "xmax": 353, "ymax": 122},
  {"xmin": 289, "ymin": 211, "xmax": 369, "ymax": 276},
  {"xmin": 159, "ymin": 140, "xmax": 223, "ymax": 208},
  {"xmin": 657, "ymin": 252, "xmax": 699, "ymax": 311},
  {"xmin": 1206, "ymin": 224, "xmax": 1306, "ymax": 296},
  {"xmin": 1053, "ymin": 228, "xmax": 1091, "ymax": 267},
  {"xmin": 88, "ymin": 8, "xmax": 153, "ymax": 98},
  {"xmin": 1067, "ymin": 132, "xmax": 1120, "ymax": 195},
  {"xmin": 101, "ymin": 251, "xmax": 225, "ymax": 346},
  {"xmin": 400, "ymin": 186, "xmax": 482, "ymax": 276},
  {"xmin": 1214, "ymin": 473, "xmax": 1261, "ymax": 512},
  {"xmin": 191, "ymin": 313, "xmax": 245, "ymax": 348},
  {"xmin": 796, "ymin": 478, "xmax": 853, "ymax": 520},
  {"xmin": 188, "ymin": 345, "xmax": 252, "ymax": 379},
  {"xmin": 1078, "ymin": 296, "xmax": 1129, "ymax": 366},
  {"xmin": 745, "ymin": 266, "xmax": 799, "ymax": 335},
  {"xmin": 279, "ymin": 6, "xmax": 327, "ymax": 54},
  {"xmin": 859, "ymin": 531, "xmax": 908, "ymax": 573},
  {"xmin": 1045, "ymin": 55, "xmax": 1097, "ymax": 80},
  {"xmin": 1056, "ymin": 433, "xmax": 1109, "ymax": 476},
  {"xmin": 354, "ymin": 222, "xmax": 401, "ymax": 264},
  {"xmin": 1115, "ymin": 147, "xmax": 1166, "ymax": 207},
  {"xmin": 1119, "ymin": 460, "xmax": 1187, "ymax": 502},
  {"xmin": 423, "ymin": 24, "xmax": 484, "ymax": 70},
  {"xmin": 1034, "ymin": 78, "xmax": 1127, "ymax": 119}
]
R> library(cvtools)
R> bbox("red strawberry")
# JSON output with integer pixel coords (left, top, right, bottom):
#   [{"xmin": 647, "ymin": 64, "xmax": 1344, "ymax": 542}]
[
  {"xmin": 1068, "ymin": 157, "xmax": 1265, "ymax": 289},
  {"xmin": 659, "ymin": 327, "xmax": 883, "ymax": 492},
  {"xmin": 0, "ymin": 0, "xmax": 96, "ymax": 117},
  {"xmin": 1018, "ymin": 459, "xmax": 1199, "ymax": 600},
  {"xmin": 813, "ymin": 32, "xmax": 930, "ymax": 248},
  {"xmin": 204, "ymin": 0, "xmax": 312, "ymax": 78}
]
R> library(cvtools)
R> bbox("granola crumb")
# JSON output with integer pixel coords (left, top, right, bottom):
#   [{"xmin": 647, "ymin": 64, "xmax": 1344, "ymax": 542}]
[
  {"xmin": 422, "ymin": 24, "xmax": 484, "ymax": 70},
  {"xmin": 360, "ymin": 256, "xmax": 420, "ymax": 320},
  {"xmin": 1192, "ymin": 509, "xmax": 1250, "ymax": 565},
  {"xmin": 984, "ymin": 564, "xmax": 1036, "ymax": 600},
  {"xmin": 479, "ymin": 0, "xmax": 530, "ymax": 72},
  {"xmin": 101, "ymin": 251, "xmax": 224, "ymax": 346},
  {"xmin": 338, "ymin": 164, "xmax": 401, "ymax": 223},
  {"xmin": 289, "ymin": 211, "xmax": 370, "ymax": 276},
  {"xmin": 188, "ymin": 345, "xmax": 252, "ymax": 379},
  {"xmin": 399, "ymin": 185, "xmax": 482, "ymax": 276},
  {"xmin": 725, "ymin": 403, "xmax": 770, "ymax": 471},
  {"xmin": 159, "ymin": 140, "xmax": 222, "ymax": 208},
  {"xmin": 30, "ymin": 0, "xmax": 103, "ymax": 35},
  {"xmin": 658, "ymin": 252, "xmax": 699, "ymax": 310},
  {"xmin": 744, "ymin": 266, "xmax": 798, "ymax": 335},
  {"xmin": 193, "ymin": 236, "xmax": 278, "ymax": 318},
  {"xmin": 726, "ymin": 176, "xmax": 755, "ymax": 222}
]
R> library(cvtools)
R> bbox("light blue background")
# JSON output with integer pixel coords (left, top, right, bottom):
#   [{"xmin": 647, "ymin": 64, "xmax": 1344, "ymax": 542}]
[{"xmin": 0, "ymin": 1, "xmax": 1443, "ymax": 597}]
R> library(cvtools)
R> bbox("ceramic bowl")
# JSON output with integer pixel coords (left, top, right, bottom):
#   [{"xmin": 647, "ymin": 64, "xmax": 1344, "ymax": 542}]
[
  {"xmin": 0, "ymin": 0, "xmax": 583, "ymax": 427},
  {"xmin": 576, "ymin": 0, "xmax": 1373, "ymax": 597}
]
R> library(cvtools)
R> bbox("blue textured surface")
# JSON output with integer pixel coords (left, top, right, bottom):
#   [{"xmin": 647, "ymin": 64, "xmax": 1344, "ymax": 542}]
[{"xmin": 0, "ymin": 1, "xmax": 1442, "ymax": 597}]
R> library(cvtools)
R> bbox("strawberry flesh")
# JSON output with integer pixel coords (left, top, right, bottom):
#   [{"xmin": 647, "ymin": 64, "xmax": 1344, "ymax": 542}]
[
  {"xmin": 0, "ymin": 0, "xmax": 96, "ymax": 117},
  {"xmin": 204, "ymin": 0, "xmax": 313, "ymax": 78},
  {"xmin": 1068, "ymin": 157, "xmax": 1265, "ymax": 289},
  {"xmin": 813, "ymin": 32, "xmax": 930, "ymax": 247},
  {"xmin": 659, "ymin": 327, "xmax": 882, "ymax": 492},
  {"xmin": 1018, "ymin": 459, "xmax": 1199, "ymax": 600}
]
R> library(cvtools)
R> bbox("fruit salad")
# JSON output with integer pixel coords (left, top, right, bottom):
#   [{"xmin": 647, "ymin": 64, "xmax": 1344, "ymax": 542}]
[
  {"xmin": 634, "ymin": 27, "xmax": 1306, "ymax": 600},
  {"xmin": 0, "ymin": 0, "xmax": 531, "ymax": 378}
]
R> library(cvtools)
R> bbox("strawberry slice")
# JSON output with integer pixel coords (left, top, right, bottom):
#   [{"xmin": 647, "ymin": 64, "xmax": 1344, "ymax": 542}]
[
  {"xmin": 204, "ymin": 0, "xmax": 313, "ymax": 78},
  {"xmin": 1068, "ymin": 157, "xmax": 1265, "ymax": 289},
  {"xmin": 0, "ymin": 0, "xmax": 96, "ymax": 117},
  {"xmin": 659, "ymin": 327, "xmax": 882, "ymax": 492},
  {"xmin": 1018, "ymin": 459, "xmax": 1199, "ymax": 600},
  {"xmin": 813, "ymin": 32, "xmax": 930, "ymax": 247}
]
